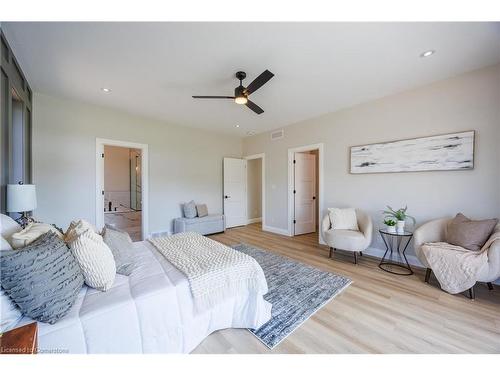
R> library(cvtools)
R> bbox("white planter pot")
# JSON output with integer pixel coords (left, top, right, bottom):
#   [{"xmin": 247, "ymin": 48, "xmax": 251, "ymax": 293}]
[
  {"xmin": 386, "ymin": 225, "xmax": 396, "ymax": 233},
  {"xmin": 396, "ymin": 220, "xmax": 405, "ymax": 233}
]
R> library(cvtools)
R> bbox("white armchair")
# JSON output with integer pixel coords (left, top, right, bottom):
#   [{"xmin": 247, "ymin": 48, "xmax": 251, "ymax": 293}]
[
  {"xmin": 321, "ymin": 209, "xmax": 373, "ymax": 264},
  {"xmin": 414, "ymin": 218, "xmax": 500, "ymax": 298}
]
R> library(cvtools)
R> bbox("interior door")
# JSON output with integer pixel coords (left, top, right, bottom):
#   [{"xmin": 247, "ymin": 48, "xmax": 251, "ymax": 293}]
[
  {"xmin": 223, "ymin": 158, "xmax": 247, "ymax": 228},
  {"xmin": 294, "ymin": 152, "xmax": 316, "ymax": 235}
]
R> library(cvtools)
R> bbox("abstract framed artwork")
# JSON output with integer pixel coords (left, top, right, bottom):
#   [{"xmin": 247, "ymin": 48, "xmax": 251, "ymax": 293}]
[{"xmin": 350, "ymin": 130, "xmax": 475, "ymax": 174}]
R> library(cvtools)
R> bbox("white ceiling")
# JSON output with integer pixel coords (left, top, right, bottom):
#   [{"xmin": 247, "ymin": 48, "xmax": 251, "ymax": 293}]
[{"xmin": 3, "ymin": 22, "xmax": 500, "ymax": 136}]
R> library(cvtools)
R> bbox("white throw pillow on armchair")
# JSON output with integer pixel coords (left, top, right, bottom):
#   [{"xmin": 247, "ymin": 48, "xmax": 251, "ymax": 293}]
[{"xmin": 328, "ymin": 208, "xmax": 359, "ymax": 231}]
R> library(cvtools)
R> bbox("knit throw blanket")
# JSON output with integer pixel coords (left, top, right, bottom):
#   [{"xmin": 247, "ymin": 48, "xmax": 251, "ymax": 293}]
[
  {"xmin": 149, "ymin": 232, "xmax": 268, "ymax": 312},
  {"xmin": 421, "ymin": 231, "xmax": 500, "ymax": 294}
]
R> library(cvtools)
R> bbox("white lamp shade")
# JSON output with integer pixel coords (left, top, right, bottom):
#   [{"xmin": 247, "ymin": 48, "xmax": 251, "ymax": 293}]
[{"xmin": 7, "ymin": 184, "xmax": 37, "ymax": 213}]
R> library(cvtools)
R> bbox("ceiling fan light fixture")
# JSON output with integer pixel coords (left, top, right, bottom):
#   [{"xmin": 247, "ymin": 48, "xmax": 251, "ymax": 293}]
[
  {"xmin": 235, "ymin": 96, "xmax": 248, "ymax": 105},
  {"xmin": 193, "ymin": 69, "xmax": 273, "ymax": 114}
]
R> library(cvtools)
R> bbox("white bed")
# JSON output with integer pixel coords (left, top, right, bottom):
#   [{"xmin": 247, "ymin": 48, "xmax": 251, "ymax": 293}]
[{"xmin": 13, "ymin": 240, "xmax": 272, "ymax": 353}]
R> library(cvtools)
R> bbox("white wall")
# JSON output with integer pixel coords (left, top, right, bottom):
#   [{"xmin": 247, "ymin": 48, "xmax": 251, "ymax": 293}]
[
  {"xmin": 243, "ymin": 64, "xmax": 500, "ymax": 256},
  {"xmin": 33, "ymin": 93, "xmax": 242, "ymax": 235},
  {"xmin": 247, "ymin": 158, "xmax": 262, "ymax": 220}
]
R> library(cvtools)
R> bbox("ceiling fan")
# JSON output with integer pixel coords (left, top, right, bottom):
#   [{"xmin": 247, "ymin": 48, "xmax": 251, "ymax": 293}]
[{"xmin": 192, "ymin": 70, "xmax": 274, "ymax": 114}]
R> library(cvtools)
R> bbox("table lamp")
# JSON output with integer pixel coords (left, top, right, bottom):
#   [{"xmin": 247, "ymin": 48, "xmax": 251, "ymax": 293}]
[{"xmin": 7, "ymin": 183, "xmax": 37, "ymax": 228}]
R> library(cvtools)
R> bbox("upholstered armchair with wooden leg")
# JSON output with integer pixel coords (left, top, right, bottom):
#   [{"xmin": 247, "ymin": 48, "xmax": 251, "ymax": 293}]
[
  {"xmin": 414, "ymin": 218, "xmax": 500, "ymax": 299},
  {"xmin": 321, "ymin": 209, "xmax": 373, "ymax": 264}
]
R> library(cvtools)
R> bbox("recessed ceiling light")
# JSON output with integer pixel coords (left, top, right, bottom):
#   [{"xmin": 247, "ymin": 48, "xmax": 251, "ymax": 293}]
[
  {"xmin": 420, "ymin": 50, "xmax": 435, "ymax": 58},
  {"xmin": 101, "ymin": 88, "xmax": 112, "ymax": 93},
  {"xmin": 235, "ymin": 124, "xmax": 240, "ymax": 128}
]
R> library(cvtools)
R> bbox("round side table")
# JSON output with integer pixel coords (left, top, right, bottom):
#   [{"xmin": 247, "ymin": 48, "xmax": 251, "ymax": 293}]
[{"xmin": 378, "ymin": 229, "xmax": 414, "ymax": 276}]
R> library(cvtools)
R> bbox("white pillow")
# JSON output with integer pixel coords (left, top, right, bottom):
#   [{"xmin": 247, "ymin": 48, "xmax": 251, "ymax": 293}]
[
  {"xmin": 10, "ymin": 222, "xmax": 64, "ymax": 249},
  {"xmin": 65, "ymin": 220, "xmax": 116, "ymax": 291},
  {"xmin": 328, "ymin": 208, "xmax": 359, "ymax": 231},
  {"xmin": 1, "ymin": 289, "xmax": 23, "ymax": 334},
  {"xmin": 0, "ymin": 214, "xmax": 21, "ymax": 238},
  {"xmin": 1, "ymin": 235, "xmax": 13, "ymax": 251}
]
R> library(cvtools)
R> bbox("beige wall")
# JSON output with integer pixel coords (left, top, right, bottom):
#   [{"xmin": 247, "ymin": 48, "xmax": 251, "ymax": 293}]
[
  {"xmin": 104, "ymin": 145, "xmax": 131, "ymax": 192},
  {"xmin": 243, "ymin": 64, "xmax": 500, "ymax": 257},
  {"xmin": 247, "ymin": 158, "xmax": 262, "ymax": 220},
  {"xmin": 33, "ymin": 93, "xmax": 242, "ymax": 234}
]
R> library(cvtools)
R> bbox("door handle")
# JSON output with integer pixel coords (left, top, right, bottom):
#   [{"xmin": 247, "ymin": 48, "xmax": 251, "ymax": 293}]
[
  {"xmin": 224, "ymin": 195, "xmax": 231, "ymax": 199},
  {"xmin": 312, "ymin": 196, "xmax": 316, "ymax": 200}
]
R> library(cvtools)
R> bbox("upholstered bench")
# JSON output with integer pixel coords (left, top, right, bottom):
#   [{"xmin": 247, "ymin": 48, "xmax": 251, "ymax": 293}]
[{"xmin": 173, "ymin": 214, "xmax": 225, "ymax": 235}]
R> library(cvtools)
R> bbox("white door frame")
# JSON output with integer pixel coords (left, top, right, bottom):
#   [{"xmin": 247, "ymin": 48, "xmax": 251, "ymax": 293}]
[
  {"xmin": 287, "ymin": 143, "xmax": 324, "ymax": 243},
  {"xmin": 244, "ymin": 153, "xmax": 265, "ymax": 227},
  {"xmin": 96, "ymin": 138, "xmax": 149, "ymax": 239}
]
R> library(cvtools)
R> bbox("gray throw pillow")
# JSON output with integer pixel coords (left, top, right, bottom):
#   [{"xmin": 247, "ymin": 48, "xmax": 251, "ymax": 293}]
[
  {"xmin": 196, "ymin": 204, "xmax": 208, "ymax": 218},
  {"xmin": 446, "ymin": 213, "xmax": 498, "ymax": 251},
  {"xmin": 183, "ymin": 200, "xmax": 197, "ymax": 219},
  {"xmin": 102, "ymin": 224, "xmax": 135, "ymax": 276},
  {"xmin": 0, "ymin": 232, "xmax": 84, "ymax": 324}
]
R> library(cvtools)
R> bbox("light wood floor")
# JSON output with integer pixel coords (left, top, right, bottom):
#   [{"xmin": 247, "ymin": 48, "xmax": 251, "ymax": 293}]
[
  {"xmin": 192, "ymin": 223, "xmax": 500, "ymax": 354},
  {"xmin": 105, "ymin": 211, "xmax": 142, "ymax": 241}
]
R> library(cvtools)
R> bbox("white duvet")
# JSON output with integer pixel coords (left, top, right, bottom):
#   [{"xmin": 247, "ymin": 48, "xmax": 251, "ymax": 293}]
[{"xmin": 14, "ymin": 241, "xmax": 272, "ymax": 353}]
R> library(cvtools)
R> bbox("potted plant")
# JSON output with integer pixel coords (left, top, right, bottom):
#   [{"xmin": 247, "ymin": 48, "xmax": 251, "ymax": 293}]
[
  {"xmin": 384, "ymin": 218, "xmax": 397, "ymax": 233},
  {"xmin": 383, "ymin": 206, "xmax": 416, "ymax": 233}
]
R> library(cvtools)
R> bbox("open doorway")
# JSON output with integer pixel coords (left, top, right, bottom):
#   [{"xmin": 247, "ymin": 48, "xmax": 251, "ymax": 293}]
[
  {"xmin": 288, "ymin": 144, "xmax": 323, "ymax": 241},
  {"xmin": 96, "ymin": 138, "xmax": 149, "ymax": 241},
  {"xmin": 103, "ymin": 146, "xmax": 142, "ymax": 241},
  {"xmin": 223, "ymin": 154, "xmax": 265, "ymax": 229},
  {"xmin": 246, "ymin": 157, "xmax": 262, "ymax": 227}
]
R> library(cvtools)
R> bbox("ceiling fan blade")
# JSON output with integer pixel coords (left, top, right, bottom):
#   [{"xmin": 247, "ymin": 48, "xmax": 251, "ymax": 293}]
[
  {"xmin": 245, "ymin": 70, "xmax": 274, "ymax": 95},
  {"xmin": 192, "ymin": 96, "xmax": 235, "ymax": 99},
  {"xmin": 246, "ymin": 100, "xmax": 264, "ymax": 114}
]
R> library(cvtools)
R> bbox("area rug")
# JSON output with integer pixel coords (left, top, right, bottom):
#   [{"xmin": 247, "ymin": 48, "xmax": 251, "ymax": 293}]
[{"xmin": 232, "ymin": 243, "xmax": 352, "ymax": 349}]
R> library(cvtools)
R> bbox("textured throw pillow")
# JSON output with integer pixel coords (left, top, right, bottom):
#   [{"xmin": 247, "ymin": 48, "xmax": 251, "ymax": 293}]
[
  {"xmin": 10, "ymin": 222, "xmax": 64, "ymax": 249},
  {"xmin": 446, "ymin": 213, "xmax": 498, "ymax": 251},
  {"xmin": 65, "ymin": 220, "xmax": 116, "ymax": 291},
  {"xmin": 102, "ymin": 224, "xmax": 135, "ymax": 276},
  {"xmin": 328, "ymin": 208, "xmax": 359, "ymax": 231},
  {"xmin": 0, "ymin": 288, "xmax": 23, "ymax": 333},
  {"xmin": 0, "ymin": 232, "xmax": 84, "ymax": 324},
  {"xmin": 183, "ymin": 200, "xmax": 197, "ymax": 219},
  {"xmin": 196, "ymin": 204, "xmax": 208, "ymax": 218}
]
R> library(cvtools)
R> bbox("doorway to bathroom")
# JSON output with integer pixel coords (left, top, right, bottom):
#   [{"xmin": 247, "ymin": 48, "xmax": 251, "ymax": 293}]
[
  {"xmin": 96, "ymin": 138, "xmax": 149, "ymax": 241},
  {"xmin": 103, "ymin": 145, "xmax": 142, "ymax": 240}
]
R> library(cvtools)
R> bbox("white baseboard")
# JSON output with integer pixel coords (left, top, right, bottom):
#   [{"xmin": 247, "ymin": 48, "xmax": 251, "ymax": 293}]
[
  {"xmin": 262, "ymin": 225, "xmax": 291, "ymax": 236},
  {"xmin": 247, "ymin": 217, "xmax": 262, "ymax": 225}
]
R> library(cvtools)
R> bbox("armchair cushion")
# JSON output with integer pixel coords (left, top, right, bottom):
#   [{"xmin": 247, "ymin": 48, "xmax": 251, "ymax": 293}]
[{"xmin": 324, "ymin": 229, "xmax": 366, "ymax": 251}]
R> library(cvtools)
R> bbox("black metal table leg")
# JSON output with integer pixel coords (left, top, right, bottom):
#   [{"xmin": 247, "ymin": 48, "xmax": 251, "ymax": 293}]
[{"xmin": 378, "ymin": 230, "xmax": 414, "ymax": 276}]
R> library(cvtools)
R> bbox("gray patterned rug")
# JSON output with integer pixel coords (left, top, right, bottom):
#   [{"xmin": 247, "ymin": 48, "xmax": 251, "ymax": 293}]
[{"xmin": 232, "ymin": 243, "xmax": 352, "ymax": 349}]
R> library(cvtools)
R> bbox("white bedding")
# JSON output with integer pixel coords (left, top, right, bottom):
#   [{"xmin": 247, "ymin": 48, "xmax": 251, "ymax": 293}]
[{"xmin": 14, "ymin": 240, "xmax": 272, "ymax": 353}]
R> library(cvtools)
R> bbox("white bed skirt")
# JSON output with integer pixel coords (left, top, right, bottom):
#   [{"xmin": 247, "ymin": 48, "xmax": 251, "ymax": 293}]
[{"xmin": 15, "ymin": 241, "xmax": 271, "ymax": 353}]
